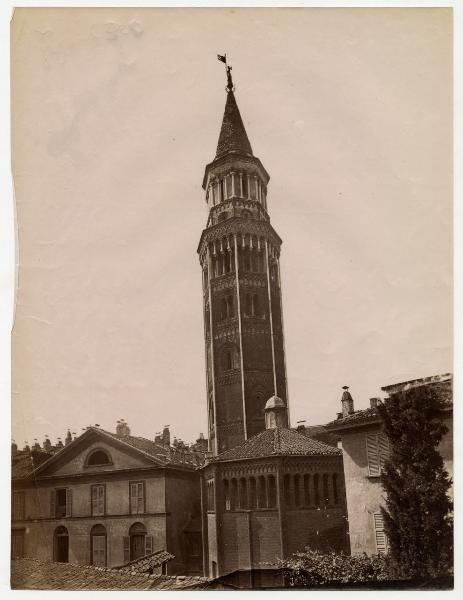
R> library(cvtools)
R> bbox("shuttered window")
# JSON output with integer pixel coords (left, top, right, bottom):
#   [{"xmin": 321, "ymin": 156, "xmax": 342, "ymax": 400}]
[
  {"xmin": 92, "ymin": 535, "xmax": 106, "ymax": 566},
  {"xmin": 12, "ymin": 492, "xmax": 25, "ymax": 520},
  {"xmin": 51, "ymin": 488, "xmax": 72, "ymax": 518},
  {"xmin": 129, "ymin": 482, "xmax": 145, "ymax": 514},
  {"xmin": 145, "ymin": 535, "xmax": 153, "ymax": 556},
  {"xmin": 373, "ymin": 512, "xmax": 389, "ymax": 554},
  {"xmin": 366, "ymin": 432, "xmax": 390, "ymax": 477},
  {"xmin": 91, "ymin": 485, "xmax": 105, "ymax": 516}
]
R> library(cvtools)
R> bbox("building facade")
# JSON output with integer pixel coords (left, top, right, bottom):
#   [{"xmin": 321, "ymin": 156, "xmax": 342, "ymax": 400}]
[
  {"xmin": 197, "ymin": 67, "xmax": 289, "ymax": 455},
  {"xmin": 326, "ymin": 374, "xmax": 453, "ymax": 556},
  {"xmin": 201, "ymin": 399, "xmax": 349, "ymax": 585},
  {"xmin": 11, "ymin": 424, "xmax": 204, "ymax": 575}
]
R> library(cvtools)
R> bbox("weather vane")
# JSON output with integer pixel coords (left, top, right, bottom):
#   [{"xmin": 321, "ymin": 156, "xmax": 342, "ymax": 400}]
[{"xmin": 217, "ymin": 53, "xmax": 234, "ymax": 92}]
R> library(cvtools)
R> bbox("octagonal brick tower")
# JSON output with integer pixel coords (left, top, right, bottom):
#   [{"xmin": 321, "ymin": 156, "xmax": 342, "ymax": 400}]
[{"xmin": 198, "ymin": 69, "xmax": 289, "ymax": 455}]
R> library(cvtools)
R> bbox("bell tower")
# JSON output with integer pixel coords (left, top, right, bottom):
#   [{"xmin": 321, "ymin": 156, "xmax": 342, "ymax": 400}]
[{"xmin": 198, "ymin": 59, "xmax": 289, "ymax": 454}]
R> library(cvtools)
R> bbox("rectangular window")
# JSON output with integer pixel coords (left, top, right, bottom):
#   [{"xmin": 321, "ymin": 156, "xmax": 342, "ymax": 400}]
[
  {"xmin": 52, "ymin": 488, "xmax": 72, "ymax": 518},
  {"xmin": 366, "ymin": 432, "xmax": 390, "ymax": 477},
  {"xmin": 373, "ymin": 512, "xmax": 389, "ymax": 554},
  {"xmin": 12, "ymin": 491, "xmax": 25, "ymax": 520},
  {"xmin": 206, "ymin": 480, "xmax": 215, "ymax": 512},
  {"xmin": 91, "ymin": 485, "xmax": 105, "ymax": 516},
  {"xmin": 129, "ymin": 481, "xmax": 145, "ymax": 514},
  {"xmin": 11, "ymin": 530, "xmax": 25, "ymax": 558}
]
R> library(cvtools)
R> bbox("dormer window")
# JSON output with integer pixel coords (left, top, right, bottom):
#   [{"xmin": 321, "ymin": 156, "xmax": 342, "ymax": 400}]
[{"xmin": 86, "ymin": 449, "xmax": 112, "ymax": 467}]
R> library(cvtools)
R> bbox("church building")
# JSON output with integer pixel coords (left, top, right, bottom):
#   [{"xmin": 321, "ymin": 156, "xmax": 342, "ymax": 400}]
[{"xmin": 197, "ymin": 63, "xmax": 349, "ymax": 585}]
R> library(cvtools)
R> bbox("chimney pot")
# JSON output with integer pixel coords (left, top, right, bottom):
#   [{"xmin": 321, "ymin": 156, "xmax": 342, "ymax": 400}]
[{"xmin": 370, "ymin": 397, "xmax": 379, "ymax": 409}]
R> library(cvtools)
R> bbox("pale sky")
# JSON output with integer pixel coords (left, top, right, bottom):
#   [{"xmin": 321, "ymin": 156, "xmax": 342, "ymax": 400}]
[{"xmin": 11, "ymin": 7, "xmax": 452, "ymax": 448}]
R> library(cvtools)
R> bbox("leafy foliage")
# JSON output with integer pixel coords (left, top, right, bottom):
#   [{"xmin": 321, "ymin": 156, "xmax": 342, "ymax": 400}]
[
  {"xmin": 377, "ymin": 383, "xmax": 453, "ymax": 578},
  {"xmin": 280, "ymin": 548, "xmax": 391, "ymax": 586}
]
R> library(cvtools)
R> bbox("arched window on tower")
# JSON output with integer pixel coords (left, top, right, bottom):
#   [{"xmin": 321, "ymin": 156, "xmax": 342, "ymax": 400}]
[
  {"xmin": 223, "ymin": 479, "xmax": 231, "ymax": 511},
  {"xmin": 230, "ymin": 478, "xmax": 237, "ymax": 511},
  {"xmin": 249, "ymin": 477, "xmax": 257, "ymax": 509},
  {"xmin": 314, "ymin": 474, "xmax": 320, "ymax": 508},
  {"xmin": 283, "ymin": 474, "xmax": 291, "ymax": 506},
  {"xmin": 239, "ymin": 478, "xmax": 248, "ymax": 510},
  {"xmin": 268, "ymin": 475, "xmax": 277, "ymax": 508},
  {"xmin": 294, "ymin": 474, "xmax": 301, "ymax": 507},
  {"xmin": 257, "ymin": 476, "xmax": 267, "ymax": 509},
  {"xmin": 323, "ymin": 474, "xmax": 330, "ymax": 507},
  {"xmin": 303, "ymin": 474, "xmax": 311, "ymax": 506},
  {"xmin": 332, "ymin": 473, "xmax": 339, "ymax": 505},
  {"xmin": 242, "ymin": 176, "xmax": 248, "ymax": 198},
  {"xmin": 220, "ymin": 179, "xmax": 225, "ymax": 201}
]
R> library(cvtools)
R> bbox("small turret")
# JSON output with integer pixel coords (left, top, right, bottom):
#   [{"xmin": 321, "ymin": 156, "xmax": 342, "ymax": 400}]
[
  {"xmin": 65, "ymin": 430, "xmax": 73, "ymax": 446},
  {"xmin": 264, "ymin": 396, "xmax": 288, "ymax": 429}
]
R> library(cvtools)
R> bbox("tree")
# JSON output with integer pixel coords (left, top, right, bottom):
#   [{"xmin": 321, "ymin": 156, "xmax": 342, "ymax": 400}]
[{"xmin": 377, "ymin": 383, "xmax": 453, "ymax": 579}]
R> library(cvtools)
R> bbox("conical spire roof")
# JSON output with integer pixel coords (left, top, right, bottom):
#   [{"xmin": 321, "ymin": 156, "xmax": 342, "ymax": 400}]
[{"xmin": 215, "ymin": 91, "xmax": 253, "ymax": 159}]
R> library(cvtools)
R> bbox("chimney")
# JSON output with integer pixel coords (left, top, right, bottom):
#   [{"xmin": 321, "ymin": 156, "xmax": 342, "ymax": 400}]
[
  {"xmin": 162, "ymin": 425, "xmax": 171, "ymax": 446},
  {"xmin": 32, "ymin": 439, "xmax": 41, "ymax": 452},
  {"xmin": 11, "ymin": 441, "xmax": 18, "ymax": 454},
  {"xmin": 43, "ymin": 437, "xmax": 52, "ymax": 452},
  {"xmin": 341, "ymin": 386, "xmax": 354, "ymax": 417},
  {"xmin": 65, "ymin": 430, "xmax": 73, "ymax": 446},
  {"xmin": 56, "ymin": 438, "xmax": 64, "ymax": 449},
  {"xmin": 116, "ymin": 419, "xmax": 131, "ymax": 437},
  {"xmin": 370, "ymin": 397, "xmax": 380, "ymax": 409}
]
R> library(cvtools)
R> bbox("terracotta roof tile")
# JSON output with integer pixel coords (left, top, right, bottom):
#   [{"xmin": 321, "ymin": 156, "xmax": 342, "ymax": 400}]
[
  {"xmin": 114, "ymin": 550, "xmax": 174, "ymax": 574},
  {"xmin": 11, "ymin": 558, "xmax": 208, "ymax": 591},
  {"xmin": 216, "ymin": 91, "xmax": 253, "ymax": 158},
  {"xmin": 210, "ymin": 428, "xmax": 341, "ymax": 462}
]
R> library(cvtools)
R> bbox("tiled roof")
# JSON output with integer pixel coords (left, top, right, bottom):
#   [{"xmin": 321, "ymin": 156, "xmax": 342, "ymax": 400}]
[
  {"xmin": 11, "ymin": 558, "xmax": 156, "ymax": 590},
  {"xmin": 325, "ymin": 408, "xmax": 380, "ymax": 430},
  {"xmin": 11, "ymin": 558, "xmax": 208, "ymax": 591},
  {"xmin": 102, "ymin": 430, "xmax": 205, "ymax": 469},
  {"xmin": 216, "ymin": 91, "xmax": 253, "ymax": 158},
  {"xmin": 293, "ymin": 425, "xmax": 339, "ymax": 447},
  {"xmin": 114, "ymin": 550, "xmax": 174, "ymax": 574},
  {"xmin": 12, "ymin": 450, "xmax": 53, "ymax": 479},
  {"xmin": 14, "ymin": 428, "xmax": 206, "ymax": 479},
  {"xmin": 210, "ymin": 427, "xmax": 341, "ymax": 462}
]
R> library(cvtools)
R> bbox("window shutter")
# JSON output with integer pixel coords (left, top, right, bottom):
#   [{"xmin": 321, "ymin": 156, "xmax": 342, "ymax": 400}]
[
  {"xmin": 50, "ymin": 489, "xmax": 56, "ymax": 518},
  {"xmin": 145, "ymin": 535, "xmax": 153, "ymax": 556},
  {"xmin": 92, "ymin": 486, "xmax": 98, "ymax": 515},
  {"xmin": 373, "ymin": 513, "xmax": 388, "ymax": 554},
  {"xmin": 138, "ymin": 483, "xmax": 144, "ymax": 513},
  {"xmin": 366, "ymin": 433, "xmax": 380, "ymax": 477},
  {"xmin": 99, "ymin": 485, "xmax": 105, "ymax": 515},
  {"xmin": 130, "ymin": 483, "xmax": 137, "ymax": 514},
  {"xmin": 379, "ymin": 433, "xmax": 390, "ymax": 472},
  {"xmin": 123, "ymin": 536, "xmax": 130, "ymax": 564},
  {"xmin": 65, "ymin": 488, "xmax": 72, "ymax": 517}
]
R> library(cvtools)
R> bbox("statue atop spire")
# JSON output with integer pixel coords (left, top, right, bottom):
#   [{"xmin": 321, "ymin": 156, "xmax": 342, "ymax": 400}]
[{"xmin": 217, "ymin": 53, "xmax": 234, "ymax": 92}]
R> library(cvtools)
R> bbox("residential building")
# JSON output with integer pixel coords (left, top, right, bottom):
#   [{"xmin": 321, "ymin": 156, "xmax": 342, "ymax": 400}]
[
  {"xmin": 11, "ymin": 423, "xmax": 204, "ymax": 575},
  {"xmin": 326, "ymin": 374, "xmax": 453, "ymax": 556}
]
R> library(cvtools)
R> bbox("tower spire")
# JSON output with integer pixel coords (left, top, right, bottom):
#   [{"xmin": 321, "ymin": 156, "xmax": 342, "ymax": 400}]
[{"xmin": 215, "ymin": 55, "xmax": 253, "ymax": 159}]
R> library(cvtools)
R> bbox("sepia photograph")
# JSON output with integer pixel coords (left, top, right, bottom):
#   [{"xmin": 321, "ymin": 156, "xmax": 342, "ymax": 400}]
[{"xmin": 8, "ymin": 5, "xmax": 454, "ymax": 592}]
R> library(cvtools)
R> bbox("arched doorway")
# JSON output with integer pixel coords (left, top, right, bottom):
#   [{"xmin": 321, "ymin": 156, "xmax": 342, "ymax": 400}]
[
  {"xmin": 53, "ymin": 526, "xmax": 69, "ymax": 563},
  {"xmin": 90, "ymin": 524, "xmax": 107, "ymax": 567},
  {"xmin": 129, "ymin": 522, "xmax": 147, "ymax": 562}
]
